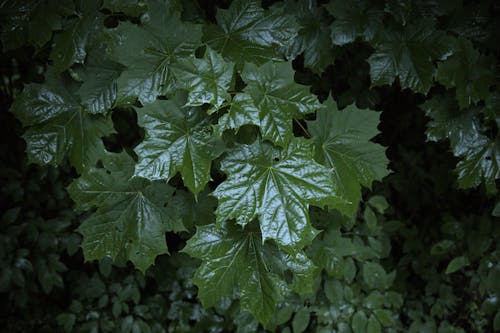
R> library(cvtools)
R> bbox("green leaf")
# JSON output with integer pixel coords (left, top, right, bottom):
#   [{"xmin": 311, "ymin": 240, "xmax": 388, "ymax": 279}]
[
  {"xmin": 239, "ymin": 61, "xmax": 321, "ymax": 146},
  {"xmin": 133, "ymin": 93, "xmax": 224, "ymax": 195},
  {"xmin": 362, "ymin": 262, "xmax": 392, "ymax": 289},
  {"xmin": 213, "ymin": 139, "xmax": 342, "ymax": 250},
  {"xmin": 374, "ymin": 309, "xmax": 394, "ymax": 327},
  {"xmin": 0, "ymin": 0, "xmax": 73, "ymax": 50},
  {"xmin": 423, "ymin": 94, "xmax": 500, "ymax": 192},
  {"xmin": 445, "ymin": 256, "xmax": 469, "ymax": 274},
  {"xmin": 292, "ymin": 308, "xmax": 310, "ymax": 333},
  {"xmin": 352, "ymin": 311, "xmax": 368, "ymax": 333},
  {"xmin": 50, "ymin": 0, "xmax": 102, "ymax": 73},
  {"xmin": 277, "ymin": 0, "xmax": 336, "ymax": 73},
  {"xmin": 493, "ymin": 201, "xmax": 500, "ymax": 217},
  {"xmin": 107, "ymin": 0, "xmax": 202, "ymax": 105},
  {"xmin": 367, "ymin": 315, "xmax": 382, "ymax": 333},
  {"xmin": 325, "ymin": 0, "xmax": 383, "ymax": 46},
  {"xmin": 68, "ymin": 153, "xmax": 184, "ymax": 272},
  {"xmin": 368, "ymin": 20, "xmax": 452, "ymax": 93},
  {"xmin": 173, "ymin": 46, "xmax": 234, "ymax": 112},
  {"xmin": 436, "ymin": 38, "xmax": 495, "ymax": 109},
  {"xmin": 183, "ymin": 222, "xmax": 315, "ymax": 324},
  {"xmin": 367, "ymin": 195, "xmax": 389, "ymax": 214},
  {"xmin": 75, "ymin": 49, "xmax": 124, "ymax": 115},
  {"xmin": 10, "ymin": 68, "xmax": 113, "ymax": 173},
  {"xmin": 203, "ymin": 0, "xmax": 298, "ymax": 66},
  {"xmin": 307, "ymin": 98, "xmax": 389, "ymax": 216},
  {"xmin": 215, "ymin": 93, "xmax": 260, "ymax": 137}
]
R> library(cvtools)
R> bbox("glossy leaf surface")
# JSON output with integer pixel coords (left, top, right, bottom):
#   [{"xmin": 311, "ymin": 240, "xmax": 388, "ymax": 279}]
[
  {"xmin": 203, "ymin": 0, "xmax": 297, "ymax": 66},
  {"xmin": 10, "ymin": 68, "xmax": 112, "ymax": 173},
  {"xmin": 68, "ymin": 153, "xmax": 184, "ymax": 272},
  {"xmin": 307, "ymin": 98, "xmax": 389, "ymax": 216},
  {"xmin": 133, "ymin": 93, "xmax": 223, "ymax": 195},
  {"xmin": 213, "ymin": 139, "xmax": 342, "ymax": 250},
  {"xmin": 183, "ymin": 222, "xmax": 315, "ymax": 323}
]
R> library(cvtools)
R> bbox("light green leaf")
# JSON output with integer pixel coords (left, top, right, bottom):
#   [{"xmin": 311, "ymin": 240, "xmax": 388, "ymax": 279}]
[
  {"xmin": 374, "ymin": 309, "xmax": 394, "ymax": 327},
  {"xmin": 173, "ymin": 46, "xmax": 234, "ymax": 112},
  {"xmin": 214, "ymin": 139, "xmax": 342, "ymax": 250},
  {"xmin": 10, "ymin": 67, "xmax": 113, "ymax": 173},
  {"xmin": 368, "ymin": 19, "xmax": 452, "ymax": 93},
  {"xmin": 183, "ymin": 222, "xmax": 315, "ymax": 324},
  {"xmin": 133, "ymin": 93, "xmax": 224, "ymax": 195},
  {"xmin": 75, "ymin": 49, "xmax": 124, "ymax": 115},
  {"xmin": 68, "ymin": 153, "xmax": 185, "ymax": 272},
  {"xmin": 240, "ymin": 61, "xmax": 321, "ymax": 146},
  {"xmin": 445, "ymin": 256, "xmax": 469, "ymax": 274},
  {"xmin": 307, "ymin": 98, "xmax": 389, "ymax": 216},
  {"xmin": 107, "ymin": 0, "xmax": 202, "ymax": 105},
  {"xmin": 325, "ymin": 0, "xmax": 383, "ymax": 45},
  {"xmin": 436, "ymin": 37, "xmax": 495, "ymax": 109},
  {"xmin": 367, "ymin": 195, "xmax": 389, "ymax": 214},
  {"xmin": 362, "ymin": 262, "xmax": 392, "ymax": 289},
  {"xmin": 50, "ymin": 0, "xmax": 101, "ymax": 72},
  {"xmin": 203, "ymin": 0, "xmax": 298, "ymax": 66}
]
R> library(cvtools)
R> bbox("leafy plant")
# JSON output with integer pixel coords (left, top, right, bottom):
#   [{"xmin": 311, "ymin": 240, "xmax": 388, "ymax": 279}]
[{"xmin": 1, "ymin": 0, "xmax": 499, "ymax": 331}]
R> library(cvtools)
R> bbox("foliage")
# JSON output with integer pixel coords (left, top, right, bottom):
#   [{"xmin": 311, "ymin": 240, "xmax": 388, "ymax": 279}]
[{"xmin": 0, "ymin": 0, "xmax": 499, "ymax": 332}]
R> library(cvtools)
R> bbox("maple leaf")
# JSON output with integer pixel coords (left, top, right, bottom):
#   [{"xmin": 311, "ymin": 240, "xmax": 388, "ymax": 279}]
[
  {"xmin": 173, "ymin": 46, "xmax": 234, "ymax": 112},
  {"xmin": 68, "ymin": 153, "xmax": 185, "ymax": 272},
  {"xmin": 368, "ymin": 19, "xmax": 452, "ymax": 93},
  {"xmin": 50, "ymin": 0, "xmax": 102, "ymax": 73},
  {"xmin": 307, "ymin": 98, "xmax": 390, "ymax": 216},
  {"xmin": 325, "ymin": 0, "xmax": 383, "ymax": 46},
  {"xmin": 133, "ymin": 93, "xmax": 224, "ymax": 195},
  {"xmin": 183, "ymin": 221, "xmax": 316, "ymax": 323},
  {"xmin": 277, "ymin": 0, "xmax": 336, "ymax": 73},
  {"xmin": 436, "ymin": 37, "xmax": 495, "ymax": 109},
  {"xmin": 106, "ymin": 0, "xmax": 202, "ymax": 105},
  {"xmin": 203, "ymin": 0, "xmax": 298, "ymax": 66},
  {"xmin": 232, "ymin": 61, "xmax": 321, "ymax": 146},
  {"xmin": 10, "ymin": 67, "xmax": 113, "ymax": 173},
  {"xmin": 74, "ymin": 49, "xmax": 124, "ymax": 115},
  {"xmin": 423, "ymin": 93, "xmax": 499, "ymax": 193},
  {"xmin": 213, "ymin": 138, "xmax": 345, "ymax": 250}
]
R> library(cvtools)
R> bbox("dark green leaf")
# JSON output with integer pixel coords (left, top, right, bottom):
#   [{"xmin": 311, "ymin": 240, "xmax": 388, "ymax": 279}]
[
  {"xmin": 68, "ymin": 153, "xmax": 185, "ymax": 272},
  {"xmin": 75, "ymin": 49, "xmax": 124, "ymax": 115},
  {"xmin": 214, "ymin": 139, "xmax": 342, "ymax": 250},
  {"xmin": 325, "ymin": 0, "xmax": 383, "ymax": 46},
  {"xmin": 203, "ymin": 0, "xmax": 298, "ymax": 66},
  {"xmin": 436, "ymin": 37, "xmax": 495, "ymax": 109},
  {"xmin": 107, "ymin": 0, "xmax": 202, "ymax": 105},
  {"xmin": 183, "ymin": 222, "xmax": 315, "ymax": 323},
  {"xmin": 173, "ymin": 46, "xmax": 234, "ymax": 112},
  {"xmin": 239, "ymin": 61, "xmax": 321, "ymax": 146},
  {"xmin": 368, "ymin": 20, "xmax": 452, "ymax": 93},
  {"xmin": 133, "ymin": 93, "xmax": 224, "ymax": 195},
  {"xmin": 308, "ymin": 98, "xmax": 389, "ymax": 216},
  {"xmin": 445, "ymin": 256, "xmax": 469, "ymax": 274},
  {"xmin": 10, "ymin": 68, "xmax": 113, "ymax": 173},
  {"xmin": 50, "ymin": 0, "xmax": 102, "ymax": 72}
]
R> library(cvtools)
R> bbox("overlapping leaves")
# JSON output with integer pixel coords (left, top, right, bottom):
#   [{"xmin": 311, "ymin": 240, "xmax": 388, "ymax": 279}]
[
  {"xmin": 68, "ymin": 153, "xmax": 184, "ymax": 272},
  {"xmin": 213, "ymin": 138, "xmax": 343, "ymax": 250},
  {"xmin": 10, "ymin": 68, "xmax": 113, "ymax": 173},
  {"xmin": 133, "ymin": 92, "xmax": 224, "ymax": 195},
  {"xmin": 183, "ymin": 221, "xmax": 316, "ymax": 323}
]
